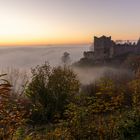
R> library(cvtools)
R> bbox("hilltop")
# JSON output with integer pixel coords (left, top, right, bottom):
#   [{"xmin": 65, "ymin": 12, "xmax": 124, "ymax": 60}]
[{"xmin": 74, "ymin": 35, "xmax": 140, "ymax": 69}]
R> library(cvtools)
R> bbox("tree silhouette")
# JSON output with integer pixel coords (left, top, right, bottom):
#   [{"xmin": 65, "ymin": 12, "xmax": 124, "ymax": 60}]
[{"xmin": 61, "ymin": 52, "xmax": 71, "ymax": 65}]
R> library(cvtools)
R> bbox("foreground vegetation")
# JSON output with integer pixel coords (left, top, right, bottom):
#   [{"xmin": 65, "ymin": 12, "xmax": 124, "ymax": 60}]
[{"xmin": 1, "ymin": 58, "xmax": 140, "ymax": 139}]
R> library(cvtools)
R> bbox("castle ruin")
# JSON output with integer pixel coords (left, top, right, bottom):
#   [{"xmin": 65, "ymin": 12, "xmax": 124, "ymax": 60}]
[{"xmin": 84, "ymin": 35, "xmax": 140, "ymax": 61}]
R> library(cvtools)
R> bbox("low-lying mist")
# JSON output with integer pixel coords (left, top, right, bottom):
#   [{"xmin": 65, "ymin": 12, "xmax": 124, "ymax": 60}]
[
  {"xmin": 0, "ymin": 45, "xmax": 88, "ymax": 68},
  {"xmin": 0, "ymin": 45, "xmax": 134, "ymax": 86},
  {"xmin": 73, "ymin": 66, "xmax": 134, "ymax": 84}
]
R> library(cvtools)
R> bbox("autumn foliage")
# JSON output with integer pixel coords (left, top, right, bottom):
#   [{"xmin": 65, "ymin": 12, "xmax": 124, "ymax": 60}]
[
  {"xmin": 1, "ymin": 62, "xmax": 140, "ymax": 139},
  {"xmin": 0, "ymin": 74, "xmax": 29, "ymax": 139}
]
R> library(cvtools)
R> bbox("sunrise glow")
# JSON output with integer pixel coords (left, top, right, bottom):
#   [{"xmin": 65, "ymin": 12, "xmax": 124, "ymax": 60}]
[{"xmin": 0, "ymin": 0, "xmax": 140, "ymax": 45}]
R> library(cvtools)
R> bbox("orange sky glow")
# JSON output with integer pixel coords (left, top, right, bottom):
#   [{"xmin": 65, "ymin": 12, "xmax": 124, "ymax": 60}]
[{"xmin": 0, "ymin": 0, "xmax": 139, "ymax": 46}]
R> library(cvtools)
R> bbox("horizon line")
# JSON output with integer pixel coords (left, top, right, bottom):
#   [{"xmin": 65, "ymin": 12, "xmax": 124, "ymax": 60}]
[{"xmin": 0, "ymin": 43, "xmax": 91, "ymax": 47}]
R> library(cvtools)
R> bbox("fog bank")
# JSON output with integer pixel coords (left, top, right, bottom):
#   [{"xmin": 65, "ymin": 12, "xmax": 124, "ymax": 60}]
[
  {"xmin": 0, "ymin": 45, "xmax": 132, "ymax": 85},
  {"xmin": 73, "ymin": 66, "xmax": 133, "ymax": 84},
  {"xmin": 0, "ymin": 45, "xmax": 88, "ymax": 69}
]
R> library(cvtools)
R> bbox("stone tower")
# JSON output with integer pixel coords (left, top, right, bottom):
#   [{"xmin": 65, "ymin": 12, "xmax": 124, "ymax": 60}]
[
  {"xmin": 137, "ymin": 38, "xmax": 140, "ymax": 47},
  {"xmin": 94, "ymin": 35, "xmax": 114, "ymax": 60}
]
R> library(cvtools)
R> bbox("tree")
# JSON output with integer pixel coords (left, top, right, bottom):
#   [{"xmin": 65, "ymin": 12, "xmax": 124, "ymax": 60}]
[
  {"xmin": 123, "ymin": 55, "xmax": 140, "ymax": 74},
  {"xmin": 48, "ymin": 66, "xmax": 80, "ymax": 117},
  {"xmin": 25, "ymin": 63, "xmax": 80, "ymax": 124},
  {"xmin": 61, "ymin": 52, "xmax": 71, "ymax": 65}
]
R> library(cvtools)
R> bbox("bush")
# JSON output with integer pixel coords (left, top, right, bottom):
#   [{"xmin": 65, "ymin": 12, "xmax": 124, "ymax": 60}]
[
  {"xmin": 0, "ymin": 74, "xmax": 28, "ymax": 139},
  {"xmin": 123, "ymin": 55, "xmax": 140, "ymax": 73},
  {"xmin": 51, "ymin": 73, "xmax": 140, "ymax": 139},
  {"xmin": 26, "ymin": 63, "xmax": 80, "ymax": 124}
]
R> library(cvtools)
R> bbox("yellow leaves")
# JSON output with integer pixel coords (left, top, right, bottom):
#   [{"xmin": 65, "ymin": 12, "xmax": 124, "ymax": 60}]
[
  {"xmin": 98, "ymin": 78, "xmax": 115, "ymax": 94},
  {"xmin": 129, "ymin": 79, "xmax": 140, "ymax": 107},
  {"xmin": 96, "ymin": 92, "xmax": 102, "ymax": 95},
  {"xmin": 0, "ymin": 75, "xmax": 29, "ymax": 139},
  {"xmin": 46, "ymin": 127, "xmax": 70, "ymax": 140}
]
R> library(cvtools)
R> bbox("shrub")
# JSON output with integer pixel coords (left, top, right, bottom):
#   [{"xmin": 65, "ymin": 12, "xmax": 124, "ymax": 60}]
[
  {"xmin": 0, "ymin": 74, "xmax": 28, "ymax": 139},
  {"xmin": 123, "ymin": 55, "xmax": 140, "ymax": 73},
  {"xmin": 26, "ymin": 63, "xmax": 80, "ymax": 124}
]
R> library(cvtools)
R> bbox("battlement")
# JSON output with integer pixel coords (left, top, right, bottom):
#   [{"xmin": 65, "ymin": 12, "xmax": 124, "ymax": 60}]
[{"xmin": 84, "ymin": 35, "xmax": 140, "ymax": 61}]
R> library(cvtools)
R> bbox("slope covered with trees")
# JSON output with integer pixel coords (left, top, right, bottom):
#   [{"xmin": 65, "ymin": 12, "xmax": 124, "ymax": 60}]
[{"xmin": 0, "ymin": 60, "xmax": 140, "ymax": 139}]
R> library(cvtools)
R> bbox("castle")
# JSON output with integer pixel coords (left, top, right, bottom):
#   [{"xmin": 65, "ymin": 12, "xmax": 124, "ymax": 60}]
[{"xmin": 84, "ymin": 35, "xmax": 140, "ymax": 61}]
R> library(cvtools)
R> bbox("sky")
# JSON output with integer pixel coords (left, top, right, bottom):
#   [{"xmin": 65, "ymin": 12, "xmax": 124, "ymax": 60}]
[{"xmin": 0, "ymin": 0, "xmax": 140, "ymax": 45}]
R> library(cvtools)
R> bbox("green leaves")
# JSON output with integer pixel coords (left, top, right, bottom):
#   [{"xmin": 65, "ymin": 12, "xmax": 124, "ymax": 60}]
[{"xmin": 25, "ymin": 63, "xmax": 80, "ymax": 124}]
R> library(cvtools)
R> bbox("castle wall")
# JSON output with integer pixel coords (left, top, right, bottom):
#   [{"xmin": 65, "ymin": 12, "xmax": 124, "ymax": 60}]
[
  {"xmin": 83, "ymin": 36, "xmax": 140, "ymax": 61},
  {"xmin": 84, "ymin": 51, "xmax": 94, "ymax": 59},
  {"xmin": 113, "ymin": 44, "xmax": 137, "ymax": 56}
]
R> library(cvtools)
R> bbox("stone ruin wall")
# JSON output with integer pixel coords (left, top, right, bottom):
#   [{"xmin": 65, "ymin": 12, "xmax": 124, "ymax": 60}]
[
  {"xmin": 83, "ymin": 36, "xmax": 140, "ymax": 61},
  {"xmin": 112, "ymin": 44, "xmax": 138, "ymax": 57}
]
